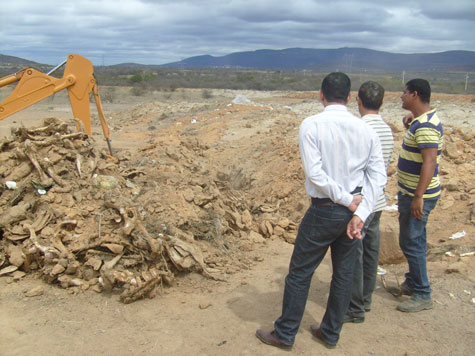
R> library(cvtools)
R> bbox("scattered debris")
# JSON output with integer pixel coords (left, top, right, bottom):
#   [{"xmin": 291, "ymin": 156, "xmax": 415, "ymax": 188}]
[
  {"xmin": 199, "ymin": 301, "xmax": 212, "ymax": 309},
  {"xmin": 232, "ymin": 95, "xmax": 251, "ymax": 105},
  {"xmin": 0, "ymin": 118, "xmax": 296, "ymax": 303},
  {"xmin": 25, "ymin": 286, "xmax": 44, "ymax": 297},
  {"xmin": 449, "ymin": 231, "xmax": 466, "ymax": 240},
  {"xmin": 383, "ymin": 204, "xmax": 398, "ymax": 212}
]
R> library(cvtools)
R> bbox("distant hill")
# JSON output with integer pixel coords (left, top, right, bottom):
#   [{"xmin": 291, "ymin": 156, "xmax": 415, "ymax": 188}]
[
  {"xmin": 0, "ymin": 54, "xmax": 41, "ymax": 67},
  {"xmin": 162, "ymin": 47, "xmax": 475, "ymax": 72},
  {"xmin": 1, "ymin": 48, "xmax": 474, "ymax": 73}
]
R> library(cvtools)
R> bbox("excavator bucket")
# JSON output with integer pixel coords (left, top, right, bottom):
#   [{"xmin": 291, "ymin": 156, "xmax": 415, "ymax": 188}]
[
  {"xmin": 0, "ymin": 54, "xmax": 113, "ymax": 156},
  {"xmin": 64, "ymin": 54, "xmax": 95, "ymax": 135}
]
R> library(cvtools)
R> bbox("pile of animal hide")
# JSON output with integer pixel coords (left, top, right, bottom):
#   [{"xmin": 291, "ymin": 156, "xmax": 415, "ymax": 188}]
[{"xmin": 0, "ymin": 118, "xmax": 228, "ymax": 303}]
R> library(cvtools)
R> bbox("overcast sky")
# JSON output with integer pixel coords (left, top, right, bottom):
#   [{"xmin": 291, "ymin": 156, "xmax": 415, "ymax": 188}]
[{"xmin": 1, "ymin": 0, "xmax": 474, "ymax": 66}]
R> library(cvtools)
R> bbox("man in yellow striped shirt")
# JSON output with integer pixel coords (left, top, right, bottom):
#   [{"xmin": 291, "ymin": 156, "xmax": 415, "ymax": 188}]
[{"xmin": 395, "ymin": 78, "xmax": 443, "ymax": 312}]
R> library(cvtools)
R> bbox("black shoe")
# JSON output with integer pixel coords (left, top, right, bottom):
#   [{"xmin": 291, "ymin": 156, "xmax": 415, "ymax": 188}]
[
  {"xmin": 343, "ymin": 314, "xmax": 365, "ymax": 323},
  {"xmin": 310, "ymin": 324, "xmax": 337, "ymax": 349},
  {"xmin": 397, "ymin": 296, "xmax": 433, "ymax": 312}
]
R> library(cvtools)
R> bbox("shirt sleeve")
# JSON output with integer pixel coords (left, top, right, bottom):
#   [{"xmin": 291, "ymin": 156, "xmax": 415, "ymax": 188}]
[
  {"xmin": 415, "ymin": 125, "xmax": 440, "ymax": 149},
  {"xmin": 299, "ymin": 122, "xmax": 354, "ymax": 207},
  {"xmin": 355, "ymin": 132, "xmax": 387, "ymax": 221}
]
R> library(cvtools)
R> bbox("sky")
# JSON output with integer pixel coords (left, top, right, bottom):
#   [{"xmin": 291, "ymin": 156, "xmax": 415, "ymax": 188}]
[{"xmin": 1, "ymin": 0, "xmax": 474, "ymax": 66}]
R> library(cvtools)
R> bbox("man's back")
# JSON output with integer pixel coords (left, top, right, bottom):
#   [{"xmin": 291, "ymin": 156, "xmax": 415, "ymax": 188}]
[
  {"xmin": 361, "ymin": 114, "xmax": 394, "ymax": 211},
  {"xmin": 299, "ymin": 104, "xmax": 385, "ymax": 221}
]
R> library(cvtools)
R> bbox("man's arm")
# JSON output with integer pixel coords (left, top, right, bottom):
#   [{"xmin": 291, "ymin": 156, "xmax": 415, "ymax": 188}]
[
  {"xmin": 353, "ymin": 135, "xmax": 387, "ymax": 222},
  {"xmin": 411, "ymin": 147, "xmax": 437, "ymax": 219},
  {"xmin": 347, "ymin": 136, "xmax": 386, "ymax": 239}
]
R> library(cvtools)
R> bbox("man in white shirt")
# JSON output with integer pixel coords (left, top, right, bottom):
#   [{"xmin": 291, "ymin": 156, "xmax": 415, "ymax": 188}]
[
  {"xmin": 255, "ymin": 72, "xmax": 387, "ymax": 350},
  {"xmin": 344, "ymin": 81, "xmax": 394, "ymax": 323}
]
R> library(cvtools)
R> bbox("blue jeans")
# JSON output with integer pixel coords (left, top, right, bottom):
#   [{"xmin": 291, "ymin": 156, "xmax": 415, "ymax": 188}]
[
  {"xmin": 273, "ymin": 202, "xmax": 357, "ymax": 346},
  {"xmin": 347, "ymin": 210, "xmax": 382, "ymax": 316},
  {"xmin": 398, "ymin": 192, "xmax": 439, "ymax": 299}
]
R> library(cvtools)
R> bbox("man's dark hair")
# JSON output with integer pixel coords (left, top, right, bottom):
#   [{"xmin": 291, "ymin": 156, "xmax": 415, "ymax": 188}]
[
  {"xmin": 406, "ymin": 78, "xmax": 431, "ymax": 103},
  {"xmin": 321, "ymin": 72, "xmax": 351, "ymax": 103},
  {"xmin": 358, "ymin": 81, "xmax": 385, "ymax": 110}
]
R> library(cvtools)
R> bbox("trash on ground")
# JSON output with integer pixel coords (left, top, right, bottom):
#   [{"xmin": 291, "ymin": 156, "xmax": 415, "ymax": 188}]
[
  {"xmin": 232, "ymin": 95, "xmax": 251, "ymax": 105},
  {"xmin": 383, "ymin": 204, "xmax": 398, "ymax": 212},
  {"xmin": 449, "ymin": 231, "xmax": 466, "ymax": 240},
  {"xmin": 5, "ymin": 181, "xmax": 17, "ymax": 189}
]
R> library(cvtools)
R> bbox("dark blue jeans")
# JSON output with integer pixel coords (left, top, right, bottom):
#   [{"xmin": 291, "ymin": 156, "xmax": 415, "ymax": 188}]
[
  {"xmin": 273, "ymin": 202, "xmax": 358, "ymax": 346},
  {"xmin": 398, "ymin": 192, "xmax": 439, "ymax": 299},
  {"xmin": 347, "ymin": 210, "xmax": 382, "ymax": 316}
]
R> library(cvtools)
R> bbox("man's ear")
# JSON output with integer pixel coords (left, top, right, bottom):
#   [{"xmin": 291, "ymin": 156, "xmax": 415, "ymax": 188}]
[{"xmin": 319, "ymin": 90, "xmax": 325, "ymax": 102}]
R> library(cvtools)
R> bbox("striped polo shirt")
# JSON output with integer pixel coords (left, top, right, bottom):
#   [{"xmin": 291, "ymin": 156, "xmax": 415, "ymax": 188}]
[
  {"xmin": 397, "ymin": 109, "xmax": 443, "ymax": 198},
  {"xmin": 362, "ymin": 114, "xmax": 394, "ymax": 211}
]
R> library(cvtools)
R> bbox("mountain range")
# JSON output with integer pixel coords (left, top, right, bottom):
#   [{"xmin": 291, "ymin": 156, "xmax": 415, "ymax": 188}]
[
  {"xmin": 163, "ymin": 48, "xmax": 475, "ymax": 72},
  {"xmin": 1, "ymin": 48, "xmax": 474, "ymax": 72}
]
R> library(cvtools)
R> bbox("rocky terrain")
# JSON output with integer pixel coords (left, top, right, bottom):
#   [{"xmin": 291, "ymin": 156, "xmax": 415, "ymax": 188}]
[{"xmin": 0, "ymin": 87, "xmax": 474, "ymax": 355}]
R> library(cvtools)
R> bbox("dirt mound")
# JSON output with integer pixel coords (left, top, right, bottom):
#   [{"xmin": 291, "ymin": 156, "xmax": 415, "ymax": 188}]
[{"xmin": 0, "ymin": 118, "xmax": 276, "ymax": 303}]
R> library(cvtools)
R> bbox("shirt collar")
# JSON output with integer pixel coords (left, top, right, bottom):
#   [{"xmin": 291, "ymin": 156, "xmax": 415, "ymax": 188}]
[
  {"xmin": 361, "ymin": 114, "xmax": 382, "ymax": 120},
  {"xmin": 323, "ymin": 104, "xmax": 348, "ymax": 112},
  {"xmin": 414, "ymin": 108, "xmax": 436, "ymax": 122}
]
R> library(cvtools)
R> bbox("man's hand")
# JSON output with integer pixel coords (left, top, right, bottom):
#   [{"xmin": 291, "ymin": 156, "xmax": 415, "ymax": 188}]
[
  {"xmin": 403, "ymin": 113, "xmax": 414, "ymax": 129},
  {"xmin": 348, "ymin": 194, "xmax": 362, "ymax": 213},
  {"xmin": 411, "ymin": 196, "xmax": 424, "ymax": 219},
  {"xmin": 347, "ymin": 215, "xmax": 364, "ymax": 239}
]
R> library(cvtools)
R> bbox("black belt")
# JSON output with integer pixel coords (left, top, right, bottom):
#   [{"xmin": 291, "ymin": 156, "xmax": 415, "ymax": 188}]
[{"xmin": 311, "ymin": 187, "xmax": 362, "ymax": 207}]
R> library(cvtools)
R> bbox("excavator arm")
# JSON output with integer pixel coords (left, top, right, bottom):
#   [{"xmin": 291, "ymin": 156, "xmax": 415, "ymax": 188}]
[{"xmin": 0, "ymin": 54, "xmax": 113, "ymax": 156}]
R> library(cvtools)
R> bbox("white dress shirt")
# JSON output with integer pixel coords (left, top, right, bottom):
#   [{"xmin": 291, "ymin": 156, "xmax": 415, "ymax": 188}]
[{"xmin": 298, "ymin": 104, "xmax": 387, "ymax": 222}]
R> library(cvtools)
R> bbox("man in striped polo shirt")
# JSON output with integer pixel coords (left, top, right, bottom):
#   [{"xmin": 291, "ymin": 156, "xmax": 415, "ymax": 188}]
[
  {"xmin": 395, "ymin": 78, "xmax": 443, "ymax": 312},
  {"xmin": 344, "ymin": 81, "xmax": 394, "ymax": 323}
]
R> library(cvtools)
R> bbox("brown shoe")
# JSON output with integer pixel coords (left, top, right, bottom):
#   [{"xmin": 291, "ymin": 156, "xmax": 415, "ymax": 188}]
[
  {"xmin": 310, "ymin": 325, "xmax": 337, "ymax": 349},
  {"xmin": 255, "ymin": 329, "xmax": 292, "ymax": 351}
]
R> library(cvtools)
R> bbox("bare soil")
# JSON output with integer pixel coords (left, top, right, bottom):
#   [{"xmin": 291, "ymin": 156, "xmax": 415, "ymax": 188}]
[{"xmin": 1, "ymin": 87, "xmax": 475, "ymax": 356}]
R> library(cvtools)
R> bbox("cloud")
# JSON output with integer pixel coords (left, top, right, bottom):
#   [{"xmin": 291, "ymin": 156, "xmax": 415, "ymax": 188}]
[{"xmin": 0, "ymin": 0, "xmax": 473, "ymax": 65}]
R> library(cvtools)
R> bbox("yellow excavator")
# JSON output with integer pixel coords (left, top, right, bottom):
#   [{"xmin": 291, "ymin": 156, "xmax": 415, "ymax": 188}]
[{"xmin": 0, "ymin": 54, "xmax": 113, "ymax": 156}]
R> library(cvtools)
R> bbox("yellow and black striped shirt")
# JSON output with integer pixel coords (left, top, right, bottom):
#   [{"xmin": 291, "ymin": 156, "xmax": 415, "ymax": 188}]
[{"xmin": 397, "ymin": 109, "xmax": 443, "ymax": 198}]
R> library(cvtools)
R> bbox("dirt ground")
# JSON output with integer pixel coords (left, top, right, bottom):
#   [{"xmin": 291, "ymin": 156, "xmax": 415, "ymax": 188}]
[{"xmin": 1, "ymin": 87, "xmax": 475, "ymax": 356}]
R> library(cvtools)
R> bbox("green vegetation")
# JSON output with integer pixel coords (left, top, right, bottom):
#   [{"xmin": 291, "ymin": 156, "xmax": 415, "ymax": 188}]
[
  {"xmin": 1, "ymin": 64, "xmax": 473, "ymax": 94},
  {"xmin": 91, "ymin": 67, "xmax": 475, "ymax": 94}
]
